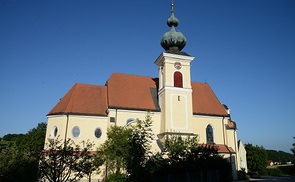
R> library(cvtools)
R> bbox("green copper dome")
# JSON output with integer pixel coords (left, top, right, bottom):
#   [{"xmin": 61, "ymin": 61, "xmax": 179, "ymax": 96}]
[
  {"xmin": 167, "ymin": 10, "xmax": 179, "ymax": 27},
  {"xmin": 161, "ymin": 3, "xmax": 187, "ymax": 53}
]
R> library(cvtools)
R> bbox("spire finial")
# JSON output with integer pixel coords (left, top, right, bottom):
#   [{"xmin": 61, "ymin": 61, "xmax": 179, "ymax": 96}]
[
  {"xmin": 167, "ymin": 1, "xmax": 179, "ymax": 27},
  {"xmin": 160, "ymin": 1, "xmax": 187, "ymax": 53}
]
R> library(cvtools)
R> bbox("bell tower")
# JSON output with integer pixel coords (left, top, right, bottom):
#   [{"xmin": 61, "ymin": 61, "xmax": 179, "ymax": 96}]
[{"xmin": 155, "ymin": 2, "xmax": 195, "ymax": 138}]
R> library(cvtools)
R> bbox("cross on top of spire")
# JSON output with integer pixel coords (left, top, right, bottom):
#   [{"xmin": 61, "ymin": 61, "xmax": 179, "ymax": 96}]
[{"xmin": 171, "ymin": 1, "xmax": 174, "ymax": 11}]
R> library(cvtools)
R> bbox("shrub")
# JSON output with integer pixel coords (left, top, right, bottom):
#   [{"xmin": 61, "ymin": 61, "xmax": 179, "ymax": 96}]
[
  {"xmin": 105, "ymin": 172, "xmax": 127, "ymax": 182},
  {"xmin": 258, "ymin": 169, "xmax": 268, "ymax": 176},
  {"xmin": 277, "ymin": 165, "xmax": 295, "ymax": 175},
  {"xmin": 267, "ymin": 168, "xmax": 282, "ymax": 176}
]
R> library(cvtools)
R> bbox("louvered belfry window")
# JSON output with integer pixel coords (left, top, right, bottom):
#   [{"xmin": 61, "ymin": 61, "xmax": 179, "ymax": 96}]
[{"xmin": 174, "ymin": 71, "xmax": 183, "ymax": 88}]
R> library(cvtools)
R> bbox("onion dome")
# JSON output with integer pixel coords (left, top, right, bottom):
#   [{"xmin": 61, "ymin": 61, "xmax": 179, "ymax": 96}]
[{"xmin": 161, "ymin": 3, "xmax": 187, "ymax": 53}]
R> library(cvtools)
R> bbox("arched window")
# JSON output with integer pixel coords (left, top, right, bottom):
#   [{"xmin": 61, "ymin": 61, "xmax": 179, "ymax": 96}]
[
  {"xmin": 174, "ymin": 71, "xmax": 183, "ymax": 88},
  {"xmin": 206, "ymin": 125, "xmax": 214, "ymax": 144},
  {"xmin": 126, "ymin": 118, "xmax": 135, "ymax": 125}
]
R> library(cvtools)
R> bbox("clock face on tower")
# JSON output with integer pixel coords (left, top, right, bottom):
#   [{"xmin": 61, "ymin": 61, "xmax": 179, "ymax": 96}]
[{"xmin": 174, "ymin": 62, "xmax": 182, "ymax": 70}]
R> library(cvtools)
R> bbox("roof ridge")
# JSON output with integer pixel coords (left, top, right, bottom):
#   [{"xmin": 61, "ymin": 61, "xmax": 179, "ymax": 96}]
[
  {"xmin": 191, "ymin": 81, "xmax": 208, "ymax": 85},
  {"xmin": 74, "ymin": 82, "xmax": 100, "ymax": 87},
  {"xmin": 110, "ymin": 72, "xmax": 156, "ymax": 79}
]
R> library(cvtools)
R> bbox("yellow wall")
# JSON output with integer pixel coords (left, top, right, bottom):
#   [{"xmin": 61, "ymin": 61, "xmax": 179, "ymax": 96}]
[
  {"xmin": 45, "ymin": 115, "xmax": 108, "ymax": 150},
  {"xmin": 46, "ymin": 111, "xmax": 162, "ymax": 150},
  {"xmin": 192, "ymin": 115, "xmax": 228, "ymax": 144}
]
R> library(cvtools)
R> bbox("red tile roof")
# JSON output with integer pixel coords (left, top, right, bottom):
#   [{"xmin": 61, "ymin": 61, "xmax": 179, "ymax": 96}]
[
  {"xmin": 192, "ymin": 82, "xmax": 228, "ymax": 116},
  {"xmin": 48, "ymin": 83, "xmax": 108, "ymax": 116},
  {"xmin": 199, "ymin": 144, "xmax": 236, "ymax": 154},
  {"xmin": 228, "ymin": 119, "xmax": 237, "ymax": 129},
  {"xmin": 215, "ymin": 144, "xmax": 236, "ymax": 154},
  {"xmin": 48, "ymin": 73, "xmax": 229, "ymax": 117},
  {"xmin": 107, "ymin": 73, "xmax": 158, "ymax": 111}
]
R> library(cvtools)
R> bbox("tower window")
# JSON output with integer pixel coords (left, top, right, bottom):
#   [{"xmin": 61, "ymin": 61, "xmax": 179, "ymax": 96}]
[
  {"xmin": 174, "ymin": 71, "xmax": 183, "ymax": 88},
  {"xmin": 206, "ymin": 125, "xmax": 214, "ymax": 144}
]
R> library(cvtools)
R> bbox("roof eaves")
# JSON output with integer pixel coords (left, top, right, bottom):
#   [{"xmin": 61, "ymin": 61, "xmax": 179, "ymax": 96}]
[
  {"xmin": 47, "ymin": 112, "xmax": 108, "ymax": 117},
  {"xmin": 108, "ymin": 106, "xmax": 161, "ymax": 112},
  {"xmin": 193, "ymin": 112, "xmax": 229, "ymax": 117},
  {"xmin": 223, "ymin": 145, "xmax": 236, "ymax": 154}
]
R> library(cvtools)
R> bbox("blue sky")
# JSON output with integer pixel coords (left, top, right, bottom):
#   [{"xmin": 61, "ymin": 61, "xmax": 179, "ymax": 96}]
[{"xmin": 1, "ymin": 0, "xmax": 294, "ymax": 153}]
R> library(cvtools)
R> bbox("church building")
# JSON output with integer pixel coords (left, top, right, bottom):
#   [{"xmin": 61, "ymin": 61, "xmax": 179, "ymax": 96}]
[{"xmin": 45, "ymin": 3, "xmax": 247, "ymax": 181}]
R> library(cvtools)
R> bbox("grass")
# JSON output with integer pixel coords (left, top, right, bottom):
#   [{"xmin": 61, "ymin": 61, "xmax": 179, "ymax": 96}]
[{"xmin": 0, "ymin": 140, "xmax": 10, "ymax": 150}]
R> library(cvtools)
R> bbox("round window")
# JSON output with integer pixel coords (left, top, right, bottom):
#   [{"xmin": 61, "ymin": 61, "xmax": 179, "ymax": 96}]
[
  {"xmin": 51, "ymin": 126, "xmax": 58, "ymax": 137},
  {"xmin": 72, "ymin": 126, "xmax": 80, "ymax": 137},
  {"xmin": 94, "ymin": 128, "xmax": 102, "ymax": 138}
]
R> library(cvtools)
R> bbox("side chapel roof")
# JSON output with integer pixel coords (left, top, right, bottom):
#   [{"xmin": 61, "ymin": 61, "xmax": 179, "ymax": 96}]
[
  {"xmin": 48, "ymin": 83, "xmax": 108, "ymax": 116},
  {"xmin": 48, "ymin": 73, "xmax": 228, "ymax": 117}
]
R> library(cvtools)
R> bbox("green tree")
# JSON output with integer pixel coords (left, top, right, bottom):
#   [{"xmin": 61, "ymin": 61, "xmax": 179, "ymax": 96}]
[
  {"xmin": 0, "ymin": 140, "xmax": 9, "ymax": 151},
  {"xmin": 39, "ymin": 137, "xmax": 100, "ymax": 182},
  {"xmin": 15, "ymin": 122, "xmax": 47, "ymax": 155},
  {"xmin": 266, "ymin": 149, "xmax": 295, "ymax": 164},
  {"xmin": 149, "ymin": 135, "xmax": 232, "ymax": 181},
  {"xmin": 98, "ymin": 113, "xmax": 232, "ymax": 181},
  {"xmin": 2, "ymin": 133, "xmax": 24, "ymax": 141},
  {"xmin": 97, "ymin": 125, "xmax": 132, "ymax": 180},
  {"xmin": 126, "ymin": 114, "xmax": 154, "ymax": 182},
  {"xmin": 0, "ymin": 145, "xmax": 38, "ymax": 181},
  {"xmin": 0, "ymin": 122, "xmax": 47, "ymax": 181},
  {"xmin": 98, "ymin": 113, "xmax": 154, "ymax": 182},
  {"xmin": 149, "ymin": 135, "xmax": 200, "ymax": 175},
  {"xmin": 83, "ymin": 153, "xmax": 104, "ymax": 182},
  {"xmin": 245, "ymin": 143, "xmax": 268, "ymax": 173},
  {"xmin": 163, "ymin": 135, "xmax": 199, "ymax": 162}
]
